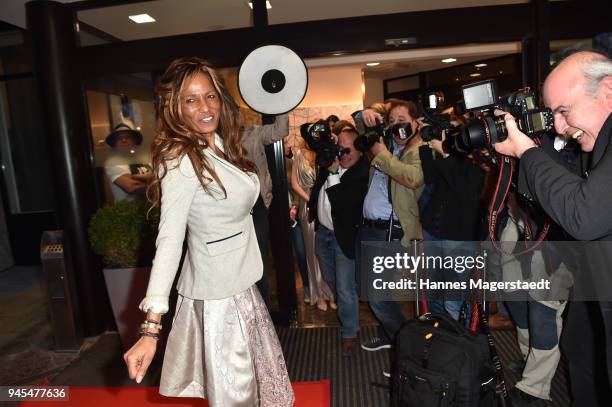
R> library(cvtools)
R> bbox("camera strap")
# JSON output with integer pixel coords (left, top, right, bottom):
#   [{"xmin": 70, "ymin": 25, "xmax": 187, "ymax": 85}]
[
  {"xmin": 488, "ymin": 154, "xmax": 549, "ymax": 256},
  {"xmin": 386, "ymin": 176, "xmax": 396, "ymax": 242},
  {"xmin": 386, "ymin": 155, "xmax": 398, "ymax": 241}
]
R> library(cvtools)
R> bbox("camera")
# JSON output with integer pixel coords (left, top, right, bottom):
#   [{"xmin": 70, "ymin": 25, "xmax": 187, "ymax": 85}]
[
  {"xmin": 418, "ymin": 91, "xmax": 455, "ymax": 142},
  {"xmin": 300, "ymin": 120, "xmax": 350, "ymax": 168},
  {"xmin": 417, "ymin": 91, "xmax": 471, "ymax": 157},
  {"xmin": 351, "ymin": 110, "xmax": 391, "ymax": 148},
  {"xmin": 458, "ymin": 79, "xmax": 554, "ymax": 151},
  {"xmin": 351, "ymin": 110, "xmax": 417, "ymax": 149}
]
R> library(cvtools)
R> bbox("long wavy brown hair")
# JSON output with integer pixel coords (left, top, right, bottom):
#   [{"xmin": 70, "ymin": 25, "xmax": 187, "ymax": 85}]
[{"xmin": 148, "ymin": 57, "xmax": 256, "ymax": 209}]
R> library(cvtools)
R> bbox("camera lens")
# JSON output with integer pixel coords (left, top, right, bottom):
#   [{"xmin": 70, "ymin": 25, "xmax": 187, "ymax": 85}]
[
  {"xmin": 460, "ymin": 115, "xmax": 509, "ymax": 151},
  {"xmin": 461, "ymin": 119, "xmax": 487, "ymax": 150},
  {"xmin": 421, "ymin": 125, "xmax": 440, "ymax": 142},
  {"xmin": 490, "ymin": 116, "xmax": 508, "ymax": 144}
]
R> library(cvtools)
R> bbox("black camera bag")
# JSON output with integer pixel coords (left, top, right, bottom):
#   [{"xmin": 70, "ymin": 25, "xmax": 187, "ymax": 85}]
[{"xmin": 391, "ymin": 313, "xmax": 496, "ymax": 407}]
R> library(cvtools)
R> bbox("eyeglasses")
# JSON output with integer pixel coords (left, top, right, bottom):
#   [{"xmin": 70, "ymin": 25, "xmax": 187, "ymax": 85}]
[{"xmin": 338, "ymin": 147, "xmax": 352, "ymax": 157}]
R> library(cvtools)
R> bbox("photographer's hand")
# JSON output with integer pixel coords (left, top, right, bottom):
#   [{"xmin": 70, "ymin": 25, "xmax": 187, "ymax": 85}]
[
  {"xmin": 328, "ymin": 157, "xmax": 340, "ymax": 173},
  {"xmin": 362, "ymin": 109, "xmax": 384, "ymax": 127},
  {"xmin": 492, "ymin": 110, "xmax": 537, "ymax": 158},
  {"xmin": 416, "ymin": 117, "xmax": 427, "ymax": 132},
  {"xmin": 429, "ymin": 139, "xmax": 447, "ymax": 157}
]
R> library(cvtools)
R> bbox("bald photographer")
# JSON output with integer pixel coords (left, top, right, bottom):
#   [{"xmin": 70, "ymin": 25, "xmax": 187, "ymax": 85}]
[{"xmin": 494, "ymin": 51, "xmax": 612, "ymax": 407}]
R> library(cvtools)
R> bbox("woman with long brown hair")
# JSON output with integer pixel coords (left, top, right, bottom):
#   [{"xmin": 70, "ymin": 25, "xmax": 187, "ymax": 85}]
[{"xmin": 123, "ymin": 57, "xmax": 294, "ymax": 406}]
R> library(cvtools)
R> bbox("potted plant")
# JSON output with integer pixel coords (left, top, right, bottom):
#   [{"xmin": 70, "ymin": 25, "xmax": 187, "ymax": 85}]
[{"xmin": 88, "ymin": 198, "xmax": 159, "ymax": 350}]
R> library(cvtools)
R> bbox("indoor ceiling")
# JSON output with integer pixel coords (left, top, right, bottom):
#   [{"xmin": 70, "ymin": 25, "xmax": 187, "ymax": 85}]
[
  {"xmin": 2, "ymin": 0, "xmax": 531, "ymax": 38},
  {"xmin": 0, "ymin": 1, "xmax": 538, "ymax": 80},
  {"xmin": 307, "ymin": 42, "xmax": 522, "ymax": 80},
  {"xmin": 73, "ymin": 0, "xmax": 530, "ymax": 42}
]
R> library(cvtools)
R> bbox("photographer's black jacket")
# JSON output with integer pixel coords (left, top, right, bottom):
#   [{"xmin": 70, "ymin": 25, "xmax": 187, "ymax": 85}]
[
  {"xmin": 308, "ymin": 155, "xmax": 370, "ymax": 259},
  {"xmin": 520, "ymin": 113, "xmax": 612, "ymax": 288},
  {"xmin": 519, "ymin": 113, "xmax": 612, "ymax": 387},
  {"xmin": 419, "ymin": 146, "xmax": 485, "ymax": 240}
]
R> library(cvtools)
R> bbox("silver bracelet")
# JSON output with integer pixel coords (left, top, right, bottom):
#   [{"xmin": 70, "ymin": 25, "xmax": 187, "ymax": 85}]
[{"xmin": 141, "ymin": 321, "xmax": 162, "ymax": 330}]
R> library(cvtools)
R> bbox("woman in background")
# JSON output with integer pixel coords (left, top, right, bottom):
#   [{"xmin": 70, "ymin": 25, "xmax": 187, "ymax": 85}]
[
  {"xmin": 123, "ymin": 57, "xmax": 293, "ymax": 406},
  {"xmin": 291, "ymin": 135, "xmax": 337, "ymax": 312}
]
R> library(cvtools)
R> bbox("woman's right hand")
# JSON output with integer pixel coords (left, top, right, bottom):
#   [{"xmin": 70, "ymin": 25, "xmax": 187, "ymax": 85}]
[{"xmin": 124, "ymin": 336, "xmax": 158, "ymax": 383}]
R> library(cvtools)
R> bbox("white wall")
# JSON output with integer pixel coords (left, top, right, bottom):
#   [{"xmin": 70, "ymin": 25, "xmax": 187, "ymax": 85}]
[
  {"xmin": 363, "ymin": 76, "xmax": 385, "ymax": 108},
  {"xmin": 299, "ymin": 65, "xmax": 363, "ymax": 108}
]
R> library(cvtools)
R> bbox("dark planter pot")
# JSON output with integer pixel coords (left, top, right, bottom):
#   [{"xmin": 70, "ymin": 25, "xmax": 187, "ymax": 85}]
[{"xmin": 102, "ymin": 266, "xmax": 151, "ymax": 351}]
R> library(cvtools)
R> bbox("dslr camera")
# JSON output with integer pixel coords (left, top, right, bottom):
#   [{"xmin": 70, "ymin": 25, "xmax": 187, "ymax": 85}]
[
  {"xmin": 351, "ymin": 110, "xmax": 416, "ymax": 149},
  {"xmin": 300, "ymin": 120, "xmax": 348, "ymax": 168},
  {"xmin": 459, "ymin": 79, "xmax": 554, "ymax": 151},
  {"xmin": 418, "ymin": 91, "xmax": 472, "ymax": 157},
  {"xmin": 418, "ymin": 91, "xmax": 455, "ymax": 142}
]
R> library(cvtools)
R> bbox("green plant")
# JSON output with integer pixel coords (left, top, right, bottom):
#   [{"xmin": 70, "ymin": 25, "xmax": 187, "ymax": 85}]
[{"xmin": 88, "ymin": 198, "xmax": 159, "ymax": 268}]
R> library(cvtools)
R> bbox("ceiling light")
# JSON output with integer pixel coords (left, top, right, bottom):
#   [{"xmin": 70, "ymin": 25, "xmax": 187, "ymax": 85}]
[
  {"xmin": 475, "ymin": 63, "xmax": 488, "ymax": 68},
  {"xmin": 441, "ymin": 58, "xmax": 457, "ymax": 63},
  {"xmin": 129, "ymin": 14, "xmax": 155, "ymax": 23},
  {"xmin": 366, "ymin": 62, "xmax": 380, "ymax": 67},
  {"xmin": 248, "ymin": 1, "xmax": 272, "ymax": 9},
  {"xmin": 470, "ymin": 73, "xmax": 481, "ymax": 77}
]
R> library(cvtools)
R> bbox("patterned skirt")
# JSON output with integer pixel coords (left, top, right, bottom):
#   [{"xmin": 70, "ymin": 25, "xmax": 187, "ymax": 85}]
[{"xmin": 159, "ymin": 285, "xmax": 294, "ymax": 406}]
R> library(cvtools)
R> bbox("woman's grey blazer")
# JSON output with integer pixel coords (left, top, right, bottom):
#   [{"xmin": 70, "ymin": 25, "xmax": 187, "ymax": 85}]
[{"xmin": 139, "ymin": 135, "xmax": 262, "ymax": 314}]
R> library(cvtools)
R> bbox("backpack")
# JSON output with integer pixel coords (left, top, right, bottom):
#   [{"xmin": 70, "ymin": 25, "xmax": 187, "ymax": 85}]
[{"xmin": 392, "ymin": 313, "xmax": 497, "ymax": 407}]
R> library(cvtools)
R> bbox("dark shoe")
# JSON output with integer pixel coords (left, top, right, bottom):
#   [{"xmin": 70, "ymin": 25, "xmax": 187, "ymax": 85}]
[
  {"xmin": 508, "ymin": 387, "xmax": 553, "ymax": 406},
  {"xmin": 342, "ymin": 337, "xmax": 359, "ymax": 355},
  {"xmin": 488, "ymin": 313, "xmax": 514, "ymax": 330},
  {"xmin": 361, "ymin": 336, "xmax": 392, "ymax": 352}
]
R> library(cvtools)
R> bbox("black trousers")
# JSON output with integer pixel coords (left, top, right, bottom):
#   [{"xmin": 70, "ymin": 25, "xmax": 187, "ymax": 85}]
[
  {"xmin": 252, "ymin": 195, "xmax": 271, "ymax": 307},
  {"xmin": 562, "ymin": 301, "xmax": 612, "ymax": 406}
]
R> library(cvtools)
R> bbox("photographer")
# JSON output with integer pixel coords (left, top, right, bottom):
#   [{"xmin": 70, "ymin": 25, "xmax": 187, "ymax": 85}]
[
  {"xmin": 494, "ymin": 51, "xmax": 612, "ymax": 406},
  {"xmin": 355, "ymin": 100, "xmax": 424, "ymax": 355},
  {"xmin": 308, "ymin": 126, "xmax": 370, "ymax": 354},
  {"xmin": 419, "ymin": 116, "xmax": 485, "ymax": 324}
]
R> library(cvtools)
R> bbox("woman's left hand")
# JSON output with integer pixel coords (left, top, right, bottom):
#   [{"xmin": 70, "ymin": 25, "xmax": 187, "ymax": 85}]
[{"xmin": 124, "ymin": 336, "xmax": 158, "ymax": 384}]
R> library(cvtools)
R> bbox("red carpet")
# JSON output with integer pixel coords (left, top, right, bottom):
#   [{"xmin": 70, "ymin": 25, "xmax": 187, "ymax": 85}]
[{"xmin": 19, "ymin": 381, "xmax": 330, "ymax": 406}]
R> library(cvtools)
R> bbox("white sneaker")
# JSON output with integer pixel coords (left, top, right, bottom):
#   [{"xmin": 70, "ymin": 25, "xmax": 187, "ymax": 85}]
[{"xmin": 383, "ymin": 370, "xmax": 391, "ymax": 378}]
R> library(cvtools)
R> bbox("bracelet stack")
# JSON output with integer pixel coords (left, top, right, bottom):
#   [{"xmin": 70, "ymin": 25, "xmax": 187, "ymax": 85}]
[
  {"xmin": 139, "ymin": 319, "xmax": 162, "ymax": 340},
  {"xmin": 140, "ymin": 331, "xmax": 160, "ymax": 340}
]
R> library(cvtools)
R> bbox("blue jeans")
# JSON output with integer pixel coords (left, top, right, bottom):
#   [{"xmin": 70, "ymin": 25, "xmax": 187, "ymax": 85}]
[
  {"xmin": 423, "ymin": 229, "xmax": 474, "ymax": 324},
  {"xmin": 355, "ymin": 224, "xmax": 406, "ymax": 344},
  {"xmin": 506, "ymin": 300, "xmax": 559, "ymax": 350},
  {"xmin": 291, "ymin": 222, "xmax": 309, "ymax": 288},
  {"xmin": 315, "ymin": 225, "xmax": 359, "ymax": 338}
]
